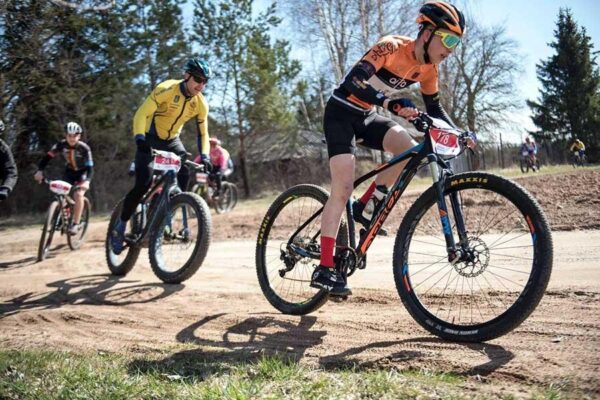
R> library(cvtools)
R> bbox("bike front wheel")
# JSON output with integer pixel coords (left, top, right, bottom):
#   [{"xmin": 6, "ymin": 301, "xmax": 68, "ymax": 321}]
[
  {"xmin": 37, "ymin": 201, "xmax": 61, "ymax": 262},
  {"xmin": 149, "ymin": 192, "xmax": 211, "ymax": 283},
  {"xmin": 67, "ymin": 197, "xmax": 91, "ymax": 250},
  {"xmin": 255, "ymin": 184, "xmax": 348, "ymax": 315},
  {"xmin": 393, "ymin": 172, "xmax": 553, "ymax": 342}
]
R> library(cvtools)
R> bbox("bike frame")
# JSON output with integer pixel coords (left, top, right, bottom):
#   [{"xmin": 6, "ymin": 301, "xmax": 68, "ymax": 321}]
[
  {"xmin": 126, "ymin": 158, "xmax": 201, "ymax": 248},
  {"xmin": 44, "ymin": 180, "xmax": 78, "ymax": 234},
  {"xmin": 126, "ymin": 170, "xmax": 178, "ymax": 246},
  {"xmin": 288, "ymin": 128, "xmax": 469, "ymax": 266}
]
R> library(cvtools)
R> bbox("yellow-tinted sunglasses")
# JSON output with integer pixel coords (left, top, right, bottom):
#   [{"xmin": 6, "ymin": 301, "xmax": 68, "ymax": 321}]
[{"xmin": 434, "ymin": 30, "xmax": 461, "ymax": 49}]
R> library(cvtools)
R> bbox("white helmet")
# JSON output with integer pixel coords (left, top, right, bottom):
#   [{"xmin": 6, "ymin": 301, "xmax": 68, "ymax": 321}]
[{"xmin": 65, "ymin": 121, "xmax": 82, "ymax": 135}]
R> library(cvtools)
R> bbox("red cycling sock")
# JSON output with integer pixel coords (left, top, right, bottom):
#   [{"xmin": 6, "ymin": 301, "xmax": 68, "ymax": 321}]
[
  {"xmin": 320, "ymin": 236, "xmax": 336, "ymax": 268},
  {"xmin": 359, "ymin": 182, "xmax": 376, "ymax": 204}
]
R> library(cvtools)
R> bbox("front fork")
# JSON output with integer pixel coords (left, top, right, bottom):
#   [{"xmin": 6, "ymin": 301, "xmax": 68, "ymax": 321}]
[{"xmin": 429, "ymin": 159, "xmax": 469, "ymax": 263}]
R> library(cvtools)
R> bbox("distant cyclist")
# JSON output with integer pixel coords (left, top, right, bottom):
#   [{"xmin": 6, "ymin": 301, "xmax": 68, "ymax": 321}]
[
  {"xmin": 569, "ymin": 137, "xmax": 586, "ymax": 160},
  {"xmin": 519, "ymin": 136, "xmax": 538, "ymax": 171},
  {"xmin": 34, "ymin": 122, "xmax": 93, "ymax": 234},
  {"xmin": 0, "ymin": 119, "xmax": 18, "ymax": 202},
  {"xmin": 110, "ymin": 59, "xmax": 213, "ymax": 255},
  {"xmin": 194, "ymin": 137, "xmax": 230, "ymax": 196}
]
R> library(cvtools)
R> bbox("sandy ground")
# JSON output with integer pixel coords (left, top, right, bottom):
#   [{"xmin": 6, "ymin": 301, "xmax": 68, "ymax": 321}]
[{"xmin": 1, "ymin": 168, "xmax": 599, "ymax": 397}]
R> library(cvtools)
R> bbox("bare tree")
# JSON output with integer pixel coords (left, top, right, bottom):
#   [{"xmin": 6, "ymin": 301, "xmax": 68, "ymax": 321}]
[
  {"xmin": 282, "ymin": 0, "xmax": 420, "ymax": 81},
  {"xmin": 439, "ymin": 22, "xmax": 523, "ymax": 136}
]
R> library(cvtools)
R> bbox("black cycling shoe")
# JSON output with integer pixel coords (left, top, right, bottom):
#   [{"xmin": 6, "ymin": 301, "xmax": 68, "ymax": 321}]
[{"xmin": 310, "ymin": 265, "xmax": 352, "ymax": 296}]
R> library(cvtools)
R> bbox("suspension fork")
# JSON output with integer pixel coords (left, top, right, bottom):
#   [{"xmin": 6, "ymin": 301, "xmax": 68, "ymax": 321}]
[
  {"xmin": 59, "ymin": 196, "xmax": 70, "ymax": 230},
  {"xmin": 429, "ymin": 157, "xmax": 461, "ymax": 260}
]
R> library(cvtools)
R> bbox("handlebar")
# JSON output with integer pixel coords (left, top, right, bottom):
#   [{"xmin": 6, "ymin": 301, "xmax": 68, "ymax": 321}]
[{"xmin": 408, "ymin": 112, "xmax": 477, "ymax": 158}]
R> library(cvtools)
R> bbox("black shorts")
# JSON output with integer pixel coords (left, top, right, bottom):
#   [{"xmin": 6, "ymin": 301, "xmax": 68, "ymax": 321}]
[
  {"xmin": 323, "ymin": 98, "xmax": 398, "ymax": 157},
  {"xmin": 63, "ymin": 168, "xmax": 87, "ymax": 185}
]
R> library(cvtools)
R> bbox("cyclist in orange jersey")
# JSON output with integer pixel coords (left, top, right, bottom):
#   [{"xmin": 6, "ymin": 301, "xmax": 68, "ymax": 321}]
[{"xmin": 311, "ymin": 1, "xmax": 469, "ymax": 295}]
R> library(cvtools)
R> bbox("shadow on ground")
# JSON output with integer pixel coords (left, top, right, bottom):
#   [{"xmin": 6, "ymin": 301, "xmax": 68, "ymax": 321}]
[{"xmin": 0, "ymin": 274, "xmax": 184, "ymax": 318}]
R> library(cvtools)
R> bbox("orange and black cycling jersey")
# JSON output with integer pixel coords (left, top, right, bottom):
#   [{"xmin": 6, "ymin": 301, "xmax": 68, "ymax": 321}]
[
  {"xmin": 332, "ymin": 35, "xmax": 454, "ymax": 126},
  {"xmin": 133, "ymin": 80, "xmax": 210, "ymax": 156}
]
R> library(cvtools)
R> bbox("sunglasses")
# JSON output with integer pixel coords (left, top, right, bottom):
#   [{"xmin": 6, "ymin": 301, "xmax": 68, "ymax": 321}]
[
  {"xmin": 433, "ymin": 30, "xmax": 461, "ymax": 49},
  {"xmin": 191, "ymin": 75, "xmax": 208, "ymax": 84}
]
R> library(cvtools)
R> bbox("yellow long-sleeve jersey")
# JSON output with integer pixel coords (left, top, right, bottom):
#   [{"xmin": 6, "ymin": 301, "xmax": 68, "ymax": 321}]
[{"xmin": 133, "ymin": 80, "xmax": 209, "ymax": 155}]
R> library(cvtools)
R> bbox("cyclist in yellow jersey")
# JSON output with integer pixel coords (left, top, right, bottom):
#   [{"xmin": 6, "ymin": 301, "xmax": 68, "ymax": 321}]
[
  {"xmin": 110, "ymin": 59, "xmax": 213, "ymax": 254},
  {"xmin": 311, "ymin": 2, "xmax": 473, "ymax": 295},
  {"xmin": 569, "ymin": 138, "xmax": 585, "ymax": 153}
]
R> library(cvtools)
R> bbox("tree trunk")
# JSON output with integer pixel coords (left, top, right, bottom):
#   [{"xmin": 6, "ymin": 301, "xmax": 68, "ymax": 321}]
[{"xmin": 232, "ymin": 60, "xmax": 251, "ymax": 197}]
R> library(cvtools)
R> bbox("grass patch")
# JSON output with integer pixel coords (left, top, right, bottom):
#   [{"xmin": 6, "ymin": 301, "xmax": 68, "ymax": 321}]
[{"xmin": 0, "ymin": 348, "xmax": 575, "ymax": 399}]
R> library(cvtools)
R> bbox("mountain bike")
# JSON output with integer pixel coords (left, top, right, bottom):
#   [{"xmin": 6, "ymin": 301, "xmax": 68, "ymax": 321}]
[
  {"xmin": 519, "ymin": 152, "xmax": 540, "ymax": 173},
  {"xmin": 255, "ymin": 113, "xmax": 553, "ymax": 342},
  {"xmin": 190, "ymin": 168, "xmax": 238, "ymax": 213},
  {"xmin": 37, "ymin": 179, "xmax": 91, "ymax": 261},
  {"xmin": 105, "ymin": 150, "xmax": 211, "ymax": 283},
  {"xmin": 571, "ymin": 151, "xmax": 586, "ymax": 168}
]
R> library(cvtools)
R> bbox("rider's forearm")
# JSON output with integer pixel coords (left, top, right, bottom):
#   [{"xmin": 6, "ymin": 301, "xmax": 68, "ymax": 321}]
[
  {"xmin": 0, "ymin": 144, "xmax": 18, "ymax": 190},
  {"xmin": 85, "ymin": 166, "xmax": 93, "ymax": 182},
  {"xmin": 196, "ymin": 117, "xmax": 209, "ymax": 156},
  {"xmin": 422, "ymin": 93, "xmax": 456, "ymax": 128},
  {"xmin": 341, "ymin": 61, "xmax": 386, "ymax": 106},
  {"xmin": 38, "ymin": 154, "xmax": 53, "ymax": 171}
]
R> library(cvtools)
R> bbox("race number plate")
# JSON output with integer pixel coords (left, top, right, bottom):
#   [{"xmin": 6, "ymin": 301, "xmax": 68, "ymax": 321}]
[
  {"xmin": 49, "ymin": 180, "xmax": 72, "ymax": 195},
  {"xmin": 153, "ymin": 150, "xmax": 182, "ymax": 172},
  {"xmin": 430, "ymin": 128, "xmax": 461, "ymax": 157},
  {"xmin": 196, "ymin": 172, "xmax": 208, "ymax": 183}
]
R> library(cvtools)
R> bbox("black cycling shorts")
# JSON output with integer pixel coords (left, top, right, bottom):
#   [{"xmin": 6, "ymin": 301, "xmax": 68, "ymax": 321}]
[
  {"xmin": 323, "ymin": 98, "xmax": 398, "ymax": 158},
  {"xmin": 63, "ymin": 168, "xmax": 87, "ymax": 185}
]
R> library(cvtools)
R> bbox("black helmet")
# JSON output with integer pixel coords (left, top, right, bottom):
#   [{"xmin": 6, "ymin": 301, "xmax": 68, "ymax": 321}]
[
  {"xmin": 185, "ymin": 59, "xmax": 212, "ymax": 79},
  {"xmin": 417, "ymin": 1, "xmax": 466, "ymax": 37}
]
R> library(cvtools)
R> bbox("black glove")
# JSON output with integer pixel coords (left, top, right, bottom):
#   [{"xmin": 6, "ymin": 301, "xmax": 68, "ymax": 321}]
[
  {"xmin": 410, "ymin": 113, "xmax": 433, "ymax": 133},
  {"xmin": 200, "ymin": 154, "xmax": 212, "ymax": 173},
  {"xmin": 387, "ymin": 98, "xmax": 416, "ymax": 116},
  {"xmin": 135, "ymin": 135, "xmax": 152, "ymax": 154},
  {"xmin": 0, "ymin": 186, "xmax": 10, "ymax": 201}
]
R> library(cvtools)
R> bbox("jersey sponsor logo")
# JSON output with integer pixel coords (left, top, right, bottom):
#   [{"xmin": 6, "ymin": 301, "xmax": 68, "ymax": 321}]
[
  {"xmin": 376, "ymin": 68, "xmax": 417, "ymax": 89},
  {"xmin": 370, "ymin": 41, "xmax": 396, "ymax": 62}
]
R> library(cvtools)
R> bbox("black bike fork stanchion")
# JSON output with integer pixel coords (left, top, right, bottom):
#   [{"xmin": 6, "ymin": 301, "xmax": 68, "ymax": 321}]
[
  {"xmin": 429, "ymin": 156, "xmax": 459, "ymax": 263},
  {"xmin": 449, "ymin": 191, "xmax": 469, "ymax": 247}
]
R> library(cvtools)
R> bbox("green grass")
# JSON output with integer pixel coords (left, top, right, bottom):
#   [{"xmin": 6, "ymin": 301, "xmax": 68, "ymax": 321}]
[{"xmin": 0, "ymin": 348, "xmax": 574, "ymax": 400}]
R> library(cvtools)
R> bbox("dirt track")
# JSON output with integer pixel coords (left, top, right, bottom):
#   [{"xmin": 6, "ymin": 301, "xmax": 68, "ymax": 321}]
[{"xmin": 1, "ymin": 168, "xmax": 599, "ymax": 396}]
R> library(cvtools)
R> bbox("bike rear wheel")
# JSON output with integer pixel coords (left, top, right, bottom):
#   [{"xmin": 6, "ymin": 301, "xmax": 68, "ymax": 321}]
[
  {"xmin": 393, "ymin": 172, "xmax": 553, "ymax": 342},
  {"xmin": 105, "ymin": 198, "xmax": 142, "ymax": 276},
  {"xmin": 149, "ymin": 192, "xmax": 211, "ymax": 283},
  {"xmin": 214, "ymin": 184, "xmax": 231, "ymax": 214},
  {"xmin": 67, "ymin": 197, "xmax": 91, "ymax": 250},
  {"xmin": 37, "ymin": 201, "xmax": 61, "ymax": 262},
  {"xmin": 255, "ymin": 184, "xmax": 348, "ymax": 315},
  {"xmin": 229, "ymin": 182, "xmax": 239, "ymax": 210}
]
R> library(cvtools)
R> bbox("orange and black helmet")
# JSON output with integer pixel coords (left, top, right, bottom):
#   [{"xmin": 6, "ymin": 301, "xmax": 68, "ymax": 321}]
[{"xmin": 416, "ymin": 1, "xmax": 466, "ymax": 37}]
